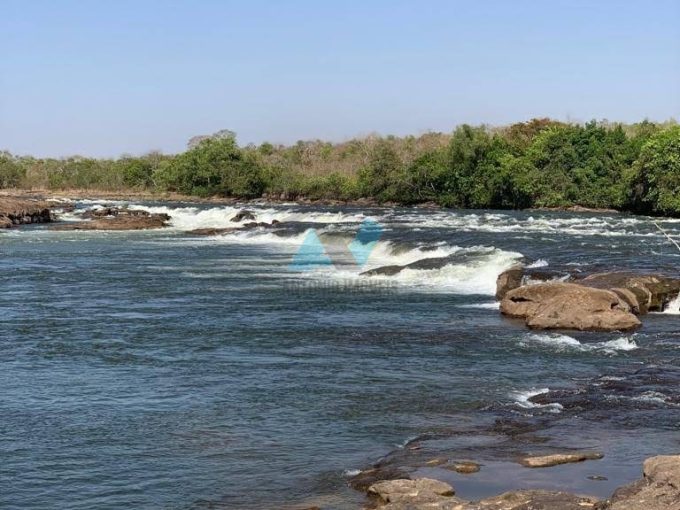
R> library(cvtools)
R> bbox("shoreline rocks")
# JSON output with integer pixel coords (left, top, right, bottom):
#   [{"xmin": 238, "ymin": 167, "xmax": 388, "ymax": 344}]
[
  {"xmin": 0, "ymin": 198, "xmax": 52, "ymax": 228},
  {"xmin": 361, "ymin": 455, "xmax": 680, "ymax": 510}
]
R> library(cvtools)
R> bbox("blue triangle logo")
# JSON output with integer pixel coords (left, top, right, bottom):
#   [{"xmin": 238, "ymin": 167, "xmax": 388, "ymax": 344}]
[
  {"xmin": 348, "ymin": 218, "xmax": 382, "ymax": 267},
  {"xmin": 289, "ymin": 229, "xmax": 333, "ymax": 271}
]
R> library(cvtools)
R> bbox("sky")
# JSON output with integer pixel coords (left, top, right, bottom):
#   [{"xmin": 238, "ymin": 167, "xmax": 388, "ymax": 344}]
[{"xmin": 1, "ymin": 0, "xmax": 679, "ymax": 157}]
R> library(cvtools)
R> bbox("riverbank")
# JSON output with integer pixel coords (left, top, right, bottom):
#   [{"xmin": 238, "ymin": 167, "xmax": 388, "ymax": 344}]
[
  {"xmin": 0, "ymin": 188, "xmax": 638, "ymax": 215},
  {"xmin": 346, "ymin": 454, "xmax": 680, "ymax": 509},
  {"xmin": 3, "ymin": 196, "xmax": 679, "ymax": 509}
]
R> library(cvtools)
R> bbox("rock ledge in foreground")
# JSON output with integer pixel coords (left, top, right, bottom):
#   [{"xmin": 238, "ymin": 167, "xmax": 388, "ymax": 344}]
[{"xmin": 519, "ymin": 452, "xmax": 604, "ymax": 468}]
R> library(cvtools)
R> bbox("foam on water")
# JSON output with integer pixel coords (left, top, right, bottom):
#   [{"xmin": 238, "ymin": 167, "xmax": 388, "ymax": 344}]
[
  {"xmin": 512, "ymin": 388, "xmax": 563, "ymax": 413},
  {"xmin": 125, "ymin": 204, "xmax": 366, "ymax": 230},
  {"xmin": 521, "ymin": 333, "xmax": 638, "ymax": 354},
  {"xmin": 661, "ymin": 293, "xmax": 680, "ymax": 314}
]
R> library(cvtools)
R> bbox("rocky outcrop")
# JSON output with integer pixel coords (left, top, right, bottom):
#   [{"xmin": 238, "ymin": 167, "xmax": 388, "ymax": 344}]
[
  {"xmin": 367, "ymin": 478, "xmax": 463, "ymax": 509},
  {"xmin": 0, "ymin": 198, "xmax": 52, "ymax": 227},
  {"xmin": 500, "ymin": 283, "xmax": 641, "ymax": 331},
  {"xmin": 496, "ymin": 269, "xmax": 680, "ymax": 331},
  {"xmin": 187, "ymin": 219, "xmax": 281, "ymax": 236},
  {"xmin": 600, "ymin": 455, "xmax": 680, "ymax": 510},
  {"xmin": 365, "ymin": 479, "xmax": 598, "ymax": 510},
  {"xmin": 519, "ymin": 452, "xmax": 603, "ymax": 468},
  {"xmin": 361, "ymin": 456, "xmax": 680, "ymax": 510},
  {"xmin": 579, "ymin": 273, "xmax": 680, "ymax": 313},
  {"xmin": 52, "ymin": 208, "xmax": 170, "ymax": 231}
]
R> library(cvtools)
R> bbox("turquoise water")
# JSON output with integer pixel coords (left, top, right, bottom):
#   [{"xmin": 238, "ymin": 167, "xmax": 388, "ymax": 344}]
[{"xmin": 1, "ymin": 201, "xmax": 679, "ymax": 509}]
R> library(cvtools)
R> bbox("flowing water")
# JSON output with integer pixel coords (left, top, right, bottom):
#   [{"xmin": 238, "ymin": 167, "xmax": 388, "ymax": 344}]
[{"xmin": 1, "ymin": 201, "xmax": 679, "ymax": 509}]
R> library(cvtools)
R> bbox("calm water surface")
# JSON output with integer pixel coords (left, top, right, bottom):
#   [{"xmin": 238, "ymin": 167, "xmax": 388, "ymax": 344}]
[{"xmin": 1, "ymin": 201, "xmax": 679, "ymax": 509}]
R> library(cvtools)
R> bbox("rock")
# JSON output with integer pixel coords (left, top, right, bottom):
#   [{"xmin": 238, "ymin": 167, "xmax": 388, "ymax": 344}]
[
  {"xmin": 0, "ymin": 198, "xmax": 52, "ymax": 227},
  {"xmin": 466, "ymin": 490, "xmax": 599, "ymax": 510},
  {"xmin": 188, "ymin": 227, "xmax": 237, "ymax": 236},
  {"xmin": 52, "ymin": 210, "xmax": 170, "ymax": 231},
  {"xmin": 83, "ymin": 206, "xmax": 119, "ymax": 218},
  {"xmin": 231, "ymin": 210, "xmax": 256, "ymax": 222},
  {"xmin": 588, "ymin": 475, "xmax": 608, "ymax": 481},
  {"xmin": 496, "ymin": 266, "xmax": 524, "ymax": 300},
  {"xmin": 367, "ymin": 478, "xmax": 460, "ymax": 508},
  {"xmin": 425, "ymin": 457, "xmax": 449, "ymax": 467},
  {"xmin": 580, "ymin": 272, "xmax": 680, "ymax": 313},
  {"xmin": 519, "ymin": 452, "xmax": 604, "ymax": 468},
  {"xmin": 603, "ymin": 455, "xmax": 680, "ymax": 509},
  {"xmin": 446, "ymin": 462, "xmax": 481, "ymax": 474},
  {"xmin": 348, "ymin": 465, "xmax": 411, "ymax": 492},
  {"xmin": 501, "ymin": 283, "xmax": 641, "ymax": 331},
  {"xmin": 642, "ymin": 455, "xmax": 680, "ymax": 487}
]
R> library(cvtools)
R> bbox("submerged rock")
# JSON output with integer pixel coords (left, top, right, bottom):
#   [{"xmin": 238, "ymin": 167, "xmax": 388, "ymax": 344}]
[
  {"xmin": 231, "ymin": 209, "xmax": 256, "ymax": 222},
  {"xmin": 500, "ymin": 282, "xmax": 641, "ymax": 331},
  {"xmin": 443, "ymin": 461, "xmax": 481, "ymax": 474},
  {"xmin": 519, "ymin": 452, "xmax": 603, "ymax": 468}
]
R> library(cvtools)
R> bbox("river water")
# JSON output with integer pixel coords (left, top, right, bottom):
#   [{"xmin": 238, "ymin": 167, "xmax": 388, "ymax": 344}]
[{"xmin": 1, "ymin": 201, "xmax": 679, "ymax": 509}]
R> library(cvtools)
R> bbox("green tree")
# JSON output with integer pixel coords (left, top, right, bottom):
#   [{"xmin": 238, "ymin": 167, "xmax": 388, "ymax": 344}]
[{"xmin": 626, "ymin": 126, "xmax": 680, "ymax": 216}]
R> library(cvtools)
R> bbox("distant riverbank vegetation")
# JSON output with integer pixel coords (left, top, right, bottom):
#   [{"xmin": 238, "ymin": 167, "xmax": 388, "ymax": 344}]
[{"xmin": 2, "ymin": 119, "xmax": 679, "ymax": 216}]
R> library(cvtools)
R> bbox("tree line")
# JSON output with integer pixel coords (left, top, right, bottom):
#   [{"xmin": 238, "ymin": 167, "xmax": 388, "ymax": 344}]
[{"xmin": 1, "ymin": 119, "xmax": 679, "ymax": 216}]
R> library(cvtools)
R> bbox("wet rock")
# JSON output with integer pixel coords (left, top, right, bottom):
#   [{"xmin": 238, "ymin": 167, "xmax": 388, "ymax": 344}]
[
  {"xmin": 588, "ymin": 475, "xmax": 608, "ymax": 481},
  {"xmin": 82, "ymin": 206, "xmax": 119, "ymax": 218},
  {"xmin": 231, "ymin": 210, "xmax": 256, "ymax": 222},
  {"xmin": 444, "ymin": 462, "xmax": 481, "ymax": 474},
  {"xmin": 519, "ymin": 452, "xmax": 604, "ymax": 468},
  {"xmin": 424, "ymin": 457, "xmax": 449, "ymax": 467},
  {"xmin": 348, "ymin": 465, "xmax": 411, "ymax": 492},
  {"xmin": 0, "ymin": 198, "xmax": 52, "ymax": 227},
  {"xmin": 188, "ymin": 227, "xmax": 237, "ymax": 236},
  {"xmin": 496, "ymin": 266, "xmax": 524, "ymax": 300},
  {"xmin": 579, "ymin": 272, "xmax": 680, "ymax": 313},
  {"xmin": 500, "ymin": 283, "xmax": 641, "ymax": 331}
]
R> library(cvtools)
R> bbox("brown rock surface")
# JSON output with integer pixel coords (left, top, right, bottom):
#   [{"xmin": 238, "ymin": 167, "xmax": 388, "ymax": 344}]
[
  {"xmin": 579, "ymin": 272, "xmax": 680, "ymax": 313},
  {"xmin": 519, "ymin": 452, "xmax": 604, "ymax": 468},
  {"xmin": 601, "ymin": 455, "xmax": 680, "ymax": 510},
  {"xmin": 0, "ymin": 198, "xmax": 52, "ymax": 227},
  {"xmin": 500, "ymin": 283, "xmax": 641, "ymax": 331},
  {"xmin": 52, "ymin": 209, "xmax": 170, "ymax": 231}
]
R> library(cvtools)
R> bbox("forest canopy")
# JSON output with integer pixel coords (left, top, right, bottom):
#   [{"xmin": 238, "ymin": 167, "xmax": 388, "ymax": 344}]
[{"xmin": 2, "ymin": 119, "xmax": 679, "ymax": 216}]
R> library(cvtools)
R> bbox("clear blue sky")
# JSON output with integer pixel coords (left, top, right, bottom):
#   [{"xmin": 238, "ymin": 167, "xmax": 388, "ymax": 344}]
[{"xmin": 1, "ymin": 0, "xmax": 679, "ymax": 157}]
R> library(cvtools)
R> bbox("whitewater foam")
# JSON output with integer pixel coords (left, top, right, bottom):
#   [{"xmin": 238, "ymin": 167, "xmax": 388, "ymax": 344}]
[
  {"xmin": 521, "ymin": 333, "xmax": 638, "ymax": 354},
  {"xmin": 661, "ymin": 293, "xmax": 680, "ymax": 314},
  {"xmin": 125, "ymin": 204, "xmax": 366, "ymax": 231},
  {"xmin": 512, "ymin": 388, "xmax": 563, "ymax": 413}
]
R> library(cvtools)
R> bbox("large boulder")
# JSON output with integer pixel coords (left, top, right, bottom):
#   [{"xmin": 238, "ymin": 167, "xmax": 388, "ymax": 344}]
[
  {"xmin": 496, "ymin": 266, "xmax": 524, "ymax": 300},
  {"xmin": 500, "ymin": 283, "xmax": 641, "ymax": 331},
  {"xmin": 579, "ymin": 272, "xmax": 680, "ymax": 313}
]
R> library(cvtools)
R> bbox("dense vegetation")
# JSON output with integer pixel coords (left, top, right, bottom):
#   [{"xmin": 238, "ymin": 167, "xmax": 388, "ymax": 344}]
[{"xmin": 2, "ymin": 119, "xmax": 679, "ymax": 216}]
